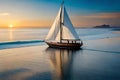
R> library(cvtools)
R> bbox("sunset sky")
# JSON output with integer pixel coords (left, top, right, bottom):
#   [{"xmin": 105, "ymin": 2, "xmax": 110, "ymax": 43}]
[{"xmin": 0, "ymin": 0, "xmax": 120, "ymax": 28}]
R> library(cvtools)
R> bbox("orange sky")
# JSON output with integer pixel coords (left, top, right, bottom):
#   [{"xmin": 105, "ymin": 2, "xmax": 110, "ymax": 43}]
[
  {"xmin": 0, "ymin": 0, "xmax": 120, "ymax": 28},
  {"xmin": 0, "ymin": 12, "xmax": 120, "ymax": 28}
]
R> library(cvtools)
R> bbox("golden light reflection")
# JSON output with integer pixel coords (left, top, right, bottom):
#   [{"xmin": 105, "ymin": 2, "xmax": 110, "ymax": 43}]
[{"xmin": 9, "ymin": 29, "xmax": 13, "ymax": 41}]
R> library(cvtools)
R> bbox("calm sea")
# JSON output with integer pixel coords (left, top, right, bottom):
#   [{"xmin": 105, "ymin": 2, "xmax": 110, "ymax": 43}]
[
  {"xmin": 0, "ymin": 28, "xmax": 120, "ymax": 42},
  {"xmin": 0, "ymin": 28, "xmax": 120, "ymax": 80}
]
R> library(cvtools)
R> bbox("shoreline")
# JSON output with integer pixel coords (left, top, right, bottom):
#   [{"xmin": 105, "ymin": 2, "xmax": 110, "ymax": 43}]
[{"xmin": 0, "ymin": 36, "xmax": 120, "ymax": 53}]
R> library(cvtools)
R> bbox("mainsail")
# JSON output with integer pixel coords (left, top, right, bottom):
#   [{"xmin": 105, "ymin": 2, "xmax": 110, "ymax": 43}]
[
  {"xmin": 45, "ymin": 2, "xmax": 79, "ymax": 42},
  {"xmin": 45, "ymin": 7, "xmax": 61, "ymax": 40}
]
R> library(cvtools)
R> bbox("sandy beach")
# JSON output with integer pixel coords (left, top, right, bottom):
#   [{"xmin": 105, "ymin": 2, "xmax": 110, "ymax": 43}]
[{"xmin": 0, "ymin": 37, "xmax": 120, "ymax": 80}]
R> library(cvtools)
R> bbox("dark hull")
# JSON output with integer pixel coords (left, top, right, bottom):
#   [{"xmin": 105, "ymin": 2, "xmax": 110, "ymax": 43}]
[{"xmin": 45, "ymin": 41, "xmax": 83, "ymax": 49}]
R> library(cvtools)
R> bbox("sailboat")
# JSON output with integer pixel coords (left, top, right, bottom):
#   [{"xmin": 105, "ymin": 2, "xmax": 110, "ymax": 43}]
[{"xmin": 45, "ymin": 1, "xmax": 83, "ymax": 49}]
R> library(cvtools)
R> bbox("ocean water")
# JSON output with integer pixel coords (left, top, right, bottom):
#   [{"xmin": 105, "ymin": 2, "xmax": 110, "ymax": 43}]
[
  {"xmin": 0, "ymin": 28, "xmax": 120, "ymax": 80},
  {"xmin": 0, "ymin": 28, "xmax": 120, "ymax": 42},
  {"xmin": 0, "ymin": 28, "xmax": 48, "ymax": 42},
  {"xmin": 1, "ymin": 28, "xmax": 120, "ymax": 49}
]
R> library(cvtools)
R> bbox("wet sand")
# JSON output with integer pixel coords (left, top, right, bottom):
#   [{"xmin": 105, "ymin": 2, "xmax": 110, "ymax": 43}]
[{"xmin": 0, "ymin": 37, "xmax": 120, "ymax": 80}]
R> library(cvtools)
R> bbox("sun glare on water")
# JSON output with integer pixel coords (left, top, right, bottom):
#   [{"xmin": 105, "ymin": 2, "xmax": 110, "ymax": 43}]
[{"xmin": 9, "ymin": 24, "xmax": 13, "ymax": 28}]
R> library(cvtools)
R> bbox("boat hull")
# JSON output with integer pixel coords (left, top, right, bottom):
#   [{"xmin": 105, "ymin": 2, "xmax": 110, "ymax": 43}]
[{"xmin": 45, "ymin": 41, "xmax": 83, "ymax": 49}]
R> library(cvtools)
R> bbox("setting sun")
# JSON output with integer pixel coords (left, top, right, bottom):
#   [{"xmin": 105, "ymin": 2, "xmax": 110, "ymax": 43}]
[{"xmin": 9, "ymin": 24, "xmax": 13, "ymax": 28}]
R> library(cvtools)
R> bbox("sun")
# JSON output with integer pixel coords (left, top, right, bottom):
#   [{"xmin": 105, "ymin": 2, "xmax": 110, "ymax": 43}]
[{"xmin": 9, "ymin": 24, "xmax": 13, "ymax": 28}]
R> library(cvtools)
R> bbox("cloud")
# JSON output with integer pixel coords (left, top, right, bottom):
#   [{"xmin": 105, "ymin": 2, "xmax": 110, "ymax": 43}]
[
  {"xmin": 17, "ymin": 19, "xmax": 52, "ymax": 27},
  {"xmin": 0, "ymin": 13, "xmax": 10, "ymax": 16},
  {"xmin": 80, "ymin": 12, "xmax": 120, "ymax": 19},
  {"xmin": 71, "ymin": 12, "xmax": 120, "ymax": 27}
]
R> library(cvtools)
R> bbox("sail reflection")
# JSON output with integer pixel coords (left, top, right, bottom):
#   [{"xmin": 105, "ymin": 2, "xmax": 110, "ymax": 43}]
[{"xmin": 46, "ymin": 48, "xmax": 78, "ymax": 80}]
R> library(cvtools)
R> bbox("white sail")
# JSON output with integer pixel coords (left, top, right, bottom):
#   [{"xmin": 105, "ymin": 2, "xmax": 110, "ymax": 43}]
[
  {"xmin": 45, "ymin": 7, "xmax": 61, "ymax": 40},
  {"xmin": 55, "ymin": 6, "xmax": 79, "ymax": 41},
  {"xmin": 55, "ymin": 25, "xmax": 78, "ymax": 41},
  {"xmin": 55, "ymin": 30, "xmax": 60, "ymax": 41},
  {"xmin": 62, "ymin": 7, "xmax": 79, "ymax": 39},
  {"xmin": 46, "ymin": 3, "xmax": 79, "ymax": 42}
]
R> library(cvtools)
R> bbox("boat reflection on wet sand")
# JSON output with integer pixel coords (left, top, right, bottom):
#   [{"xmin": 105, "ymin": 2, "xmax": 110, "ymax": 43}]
[{"xmin": 46, "ymin": 48, "xmax": 81, "ymax": 80}]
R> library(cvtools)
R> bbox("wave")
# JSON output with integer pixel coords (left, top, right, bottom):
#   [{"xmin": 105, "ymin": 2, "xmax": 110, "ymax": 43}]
[
  {"xmin": 0, "ymin": 40, "xmax": 44, "ymax": 50},
  {"xmin": 0, "ymin": 40, "xmax": 44, "ymax": 45}
]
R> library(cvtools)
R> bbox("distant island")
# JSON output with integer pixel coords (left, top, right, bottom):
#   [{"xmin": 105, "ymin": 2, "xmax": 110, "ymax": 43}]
[
  {"xmin": 94, "ymin": 24, "xmax": 111, "ymax": 28},
  {"xmin": 93, "ymin": 24, "xmax": 120, "ymax": 28}
]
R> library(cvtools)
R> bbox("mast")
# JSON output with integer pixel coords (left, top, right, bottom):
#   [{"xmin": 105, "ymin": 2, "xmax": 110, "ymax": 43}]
[{"xmin": 60, "ymin": 0, "xmax": 64, "ymax": 43}]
